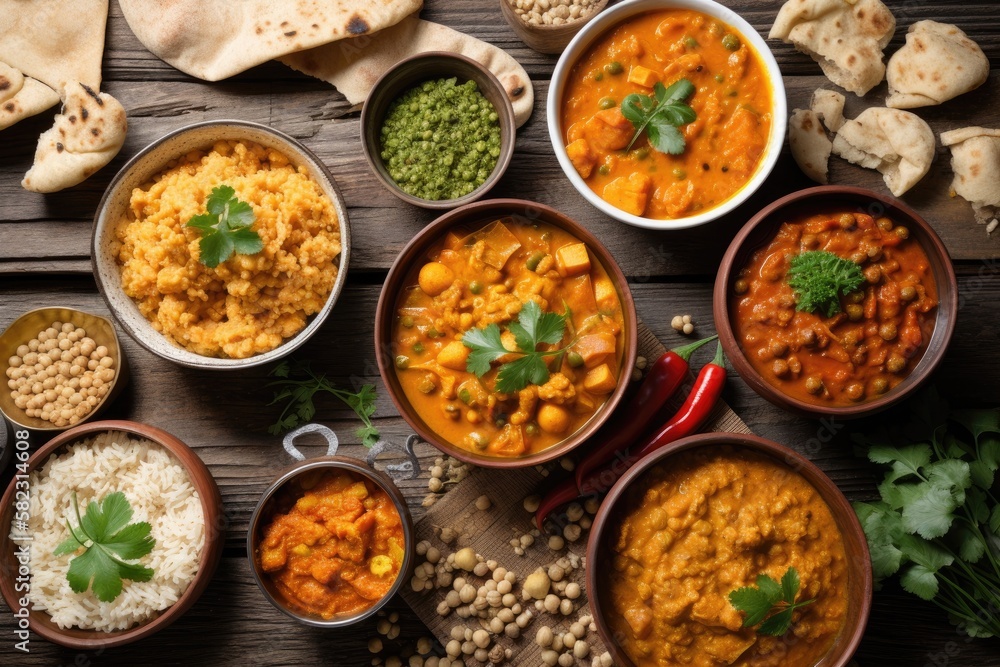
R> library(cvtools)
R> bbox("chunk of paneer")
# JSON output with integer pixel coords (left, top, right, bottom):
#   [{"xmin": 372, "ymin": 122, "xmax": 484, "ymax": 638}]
[
  {"xmin": 663, "ymin": 53, "xmax": 703, "ymax": 79},
  {"xmin": 584, "ymin": 363, "xmax": 617, "ymax": 394},
  {"xmin": 651, "ymin": 180, "xmax": 694, "ymax": 219},
  {"xmin": 593, "ymin": 278, "xmax": 618, "ymax": 310},
  {"xmin": 436, "ymin": 341, "xmax": 471, "ymax": 371},
  {"xmin": 574, "ymin": 333, "xmax": 617, "ymax": 368},
  {"xmin": 582, "ymin": 108, "xmax": 633, "ymax": 151},
  {"xmin": 565, "ymin": 138, "xmax": 597, "ymax": 179},
  {"xmin": 602, "ymin": 173, "xmax": 652, "ymax": 216},
  {"xmin": 627, "ymin": 65, "xmax": 659, "ymax": 88},
  {"xmin": 721, "ymin": 107, "xmax": 765, "ymax": 177},
  {"xmin": 555, "ymin": 243, "xmax": 591, "ymax": 277},
  {"xmin": 623, "ymin": 604, "xmax": 653, "ymax": 640}
]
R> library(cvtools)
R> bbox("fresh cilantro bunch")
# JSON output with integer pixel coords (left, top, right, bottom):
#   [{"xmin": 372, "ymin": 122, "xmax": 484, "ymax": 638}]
[
  {"xmin": 187, "ymin": 185, "xmax": 264, "ymax": 268},
  {"xmin": 267, "ymin": 360, "xmax": 380, "ymax": 448},
  {"xmin": 787, "ymin": 250, "xmax": 865, "ymax": 317},
  {"xmin": 853, "ymin": 388, "xmax": 1000, "ymax": 638},
  {"xmin": 728, "ymin": 567, "xmax": 815, "ymax": 636},
  {"xmin": 462, "ymin": 300, "xmax": 570, "ymax": 394},
  {"xmin": 621, "ymin": 79, "xmax": 697, "ymax": 154},
  {"xmin": 53, "ymin": 492, "xmax": 155, "ymax": 602}
]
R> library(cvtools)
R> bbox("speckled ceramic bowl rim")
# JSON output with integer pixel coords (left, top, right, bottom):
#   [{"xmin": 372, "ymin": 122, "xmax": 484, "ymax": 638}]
[
  {"xmin": 547, "ymin": 0, "xmax": 788, "ymax": 230},
  {"xmin": 92, "ymin": 120, "xmax": 351, "ymax": 370}
]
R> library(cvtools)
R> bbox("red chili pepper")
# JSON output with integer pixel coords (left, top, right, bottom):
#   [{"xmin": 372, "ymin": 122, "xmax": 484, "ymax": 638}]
[
  {"xmin": 572, "ymin": 335, "xmax": 717, "ymax": 489},
  {"xmin": 535, "ymin": 342, "xmax": 728, "ymax": 531}
]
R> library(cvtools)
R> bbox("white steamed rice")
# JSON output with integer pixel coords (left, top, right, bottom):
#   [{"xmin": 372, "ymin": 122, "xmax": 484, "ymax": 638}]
[{"xmin": 24, "ymin": 431, "xmax": 204, "ymax": 631}]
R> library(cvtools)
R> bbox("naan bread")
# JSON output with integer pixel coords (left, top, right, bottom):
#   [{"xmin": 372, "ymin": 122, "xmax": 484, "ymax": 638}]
[
  {"xmin": 886, "ymin": 21, "xmax": 989, "ymax": 109},
  {"xmin": 789, "ymin": 109, "xmax": 832, "ymax": 184},
  {"xmin": 940, "ymin": 127, "xmax": 1000, "ymax": 227},
  {"xmin": 770, "ymin": 0, "xmax": 896, "ymax": 96},
  {"xmin": 118, "ymin": 0, "xmax": 422, "ymax": 82},
  {"xmin": 832, "ymin": 107, "xmax": 935, "ymax": 196},
  {"xmin": 22, "ymin": 83, "xmax": 127, "ymax": 193},
  {"xmin": 0, "ymin": 63, "xmax": 59, "ymax": 131},
  {"xmin": 280, "ymin": 17, "xmax": 534, "ymax": 127},
  {"xmin": 810, "ymin": 88, "xmax": 845, "ymax": 132}
]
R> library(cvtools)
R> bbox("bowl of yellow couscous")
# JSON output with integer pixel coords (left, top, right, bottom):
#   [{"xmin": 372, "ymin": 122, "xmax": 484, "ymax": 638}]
[{"xmin": 92, "ymin": 120, "xmax": 351, "ymax": 370}]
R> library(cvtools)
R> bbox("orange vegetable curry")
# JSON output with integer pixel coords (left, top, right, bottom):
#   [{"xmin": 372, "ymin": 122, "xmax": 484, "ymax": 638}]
[
  {"xmin": 257, "ymin": 469, "xmax": 405, "ymax": 619},
  {"xmin": 732, "ymin": 210, "xmax": 937, "ymax": 406},
  {"xmin": 604, "ymin": 446, "xmax": 848, "ymax": 667},
  {"xmin": 392, "ymin": 217, "xmax": 625, "ymax": 458},
  {"xmin": 561, "ymin": 10, "xmax": 774, "ymax": 219}
]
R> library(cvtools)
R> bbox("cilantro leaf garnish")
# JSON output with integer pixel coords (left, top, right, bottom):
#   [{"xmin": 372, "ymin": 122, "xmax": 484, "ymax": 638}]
[
  {"xmin": 786, "ymin": 250, "xmax": 865, "ymax": 317},
  {"xmin": 461, "ymin": 300, "xmax": 570, "ymax": 394},
  {"xmin": 186, "ymin": 185, "xmax": 263, "ymax": 268},
  {"xmin": 53, "ymin": 492, "xmax": 155, "ymax": 603},
  {"xmin": 728, "ymin": 567, "xmax": 815, "ymax": 637},
  {"xmin": 621, "ymin": 79, "xmax": 697, "ymax": 154}
]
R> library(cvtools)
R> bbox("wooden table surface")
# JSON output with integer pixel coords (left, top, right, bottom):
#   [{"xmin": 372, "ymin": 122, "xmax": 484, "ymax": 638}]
[{"xmin": 2, "ymin": 1, "xmax": 1000, "ymax": 665}]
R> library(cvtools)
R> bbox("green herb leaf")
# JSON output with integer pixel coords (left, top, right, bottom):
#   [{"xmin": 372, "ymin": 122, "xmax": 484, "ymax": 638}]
[
  {"xmin": 462, "ymin": 323, "xmax": 509, "ymax": 377},
  {"xmin": 621, "ymin": 78, "xmax": 697, "ymax": 154},
  {"xmin": 728, "ymin": 567, "xmax": 814, "ymax": 637},
  {"xmin": 495, "ymin": 354, "xmax": 550, "ymax": 395},
  {"xmin": 853, "ymin": 501, "xmax": 906, "ymax": 578},
  {"xmin": 186, "ymin": 185, "xmax": 263, "ymax": 268},
  {"xmin": 786, "ymin": 250, "xmax": 865, "ymax": 317}
]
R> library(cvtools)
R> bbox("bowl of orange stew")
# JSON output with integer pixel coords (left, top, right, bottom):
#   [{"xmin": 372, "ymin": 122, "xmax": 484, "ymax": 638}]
[
  {"xmin": 375, "ymin": 199, "xmax": 637, "ymax": 468},
  {"xmin": 588, "ymin": 432, "xmax": 871, "ymax": 667},
  {"xmin": 547, "ymin": 0, "xmax": 786, "ymax": 229},
  {"xmin": 714, "ymin": 186, "xmax": 958, "ymax": 418}
]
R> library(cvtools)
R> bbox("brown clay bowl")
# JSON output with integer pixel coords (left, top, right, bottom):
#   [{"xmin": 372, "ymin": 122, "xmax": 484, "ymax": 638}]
[
  {"xmin": 498, "ymin": 0, "xmax": 609, "ymax": 54},
  {"xmin": 0, "ymin": 420, "xmax": 224, "ymax": 649},
  {"xmin": 360, "ymin": 52, "xmax": 516, "ymax": 210},
  {"xmin": 713, "ymin": 186, "xmax": 958, "ymax": 419},
  {"xmin": 587, "ymin": 432, "xmax": 872, "ymax": 667},
  {"xmin": 374, "ymin": 198, "xmax": 638, "ymax": 468}
]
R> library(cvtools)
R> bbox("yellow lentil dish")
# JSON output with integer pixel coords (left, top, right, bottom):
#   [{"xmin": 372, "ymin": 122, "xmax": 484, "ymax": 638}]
[
  {"xmin": 604, "ymin": 446, "xmax": 848, "ymax": 667},
  {"xmin": 391, "ymin": 217, "xmax": 626, "ymax": 458},
  {"xmin": 115, "ymin": 140, "xmax": 341, "ymax": 358},
  {"xmin": 561, "ymin": 9, "xmax": 774, "ymax": 219}
]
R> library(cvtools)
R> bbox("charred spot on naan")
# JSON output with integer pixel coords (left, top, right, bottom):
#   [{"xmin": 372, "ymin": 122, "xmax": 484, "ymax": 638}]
[{"xmin": 347, "ymin": 15, "xmax": 369, "ymax": 35}]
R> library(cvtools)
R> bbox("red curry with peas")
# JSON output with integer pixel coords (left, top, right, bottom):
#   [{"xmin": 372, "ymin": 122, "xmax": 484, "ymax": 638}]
[{"xmin": 731, "ymin": 210, "xmax": 938, "ymax": 407}]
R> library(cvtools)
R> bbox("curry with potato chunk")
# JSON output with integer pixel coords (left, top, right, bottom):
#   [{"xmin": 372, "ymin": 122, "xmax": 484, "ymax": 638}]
[
  {"xmin": 391, "ymin": 217, "xmax": 626, "ymax": 458},
  {"xmin": 561, "ymin": 9, "xmax": 774, "ymax": 219}
]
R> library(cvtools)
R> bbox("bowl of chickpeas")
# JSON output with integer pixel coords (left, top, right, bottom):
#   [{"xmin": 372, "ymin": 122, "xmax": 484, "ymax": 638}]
[{"xmin": 0, "ymin": 307, "xmax": 129, "ymax": 432}]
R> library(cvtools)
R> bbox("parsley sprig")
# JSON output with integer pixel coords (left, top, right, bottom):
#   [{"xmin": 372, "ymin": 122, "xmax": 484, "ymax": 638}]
[
  {"xmin": 267, "ymin": 361, "xmax": 380, "ymax": 448},
  {"xmin": 462, "ymin": 301, "xmax": 571, "ymax": 394},
  {"xmin": 53, "ymin": 492, "xmax": 155, "ymax": 603},
  {"xmin": 728, "ymin": 567, "xmax": 815, "ymax": 636},
  {"xmin": 621, "ymin": 79, "xmax": 697, "ymax": 154},
  {"xmin": 187, "ymin": 185, "xmax": 264, "ymax": 268},
  {"xmin": 787, "ymin": 250, "xmax": 865, "ymax": 317}
]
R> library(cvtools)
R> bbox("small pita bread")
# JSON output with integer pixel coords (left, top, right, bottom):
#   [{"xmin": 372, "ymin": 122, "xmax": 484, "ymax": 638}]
[
  {"xmin": 22, "ymin": 83, "xmax": 127, "ymax": 193},
  {"xmin": 118, "ymin": 0, "xmax": 422, "ymax": 82},
  {"xmin": 886, "ymin": 21, "xmax": 989, "ymax": 109},
  {"xmin": 789, "ymin": 109, "xmax": 832, "ymax": 184},
  {"xmin": 0, "ymin": 64, "xmax": 59, "ymax": 131},
  {"xmin": 281, "ymin": 17, "xmax": 534, "ymax": 127},
  {"xmin": 810, "ymin": 88, "xmax": 845, "ymax": 132},
  {"xmin": 770, "ymin": 0, "xmax": 896, "ymax": 96},
  {"xmin": 940, "ymin": 126, "xmax": 1000, "ymax": 226},
  {"xmin": 831, "ymin": 107, "xmax": 935, "ymax": 196}
]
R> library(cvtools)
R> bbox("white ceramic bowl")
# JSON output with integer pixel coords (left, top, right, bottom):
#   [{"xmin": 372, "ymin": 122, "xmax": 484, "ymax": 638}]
[
  {"xmin": 547, "ymin": 0, "xmax": 788, "ymax": 230},
  {"xmin": 92, "ymin": 120, "xmax": 351, "ymax": 370}
]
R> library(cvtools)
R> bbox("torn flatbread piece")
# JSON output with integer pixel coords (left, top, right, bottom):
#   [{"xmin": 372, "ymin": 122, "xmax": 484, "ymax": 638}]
[
  {"xmin": 0, "ymin": 63, "xmax": 60, "ymax": 131},
  {"xmin": 810, "ymin": 88, "xmax": 845, "ymax": 132},
  {"xmin": 886, "ymin": 21, "xmax": 989, "ymax": 109},
  {"xmin": 118, "ymin": 0, "xmax": 422, "ymax": 81},
  {"xmin": 831, "ymin": 107, "xmax": 935, "ymax": 197},
  {"xmin": 770, "ymin": 0, "xmax": 895, "ymax": 96},
  {"xmin": 22, "ymin": 83, "xmax": 127, "ymax": 193},
  {"xmin": 789, "ymin": 109, "xmax": 832, "ymax": 184},
  {"xmin": 280, "ymin": 17, "xmax": 534, "ymax": 127},
  {"xmin": 940, "ymin": 126, "xmax": 1000, "ymax": 228}
]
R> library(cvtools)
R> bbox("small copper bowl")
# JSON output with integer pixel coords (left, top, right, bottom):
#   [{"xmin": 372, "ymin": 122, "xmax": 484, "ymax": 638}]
[
  {"xmin": 360, "ymin": 52, "xmax": 516, "ymax": 210},
  {"xmin": 374, "ymin": 198, "xmax": 638, "ymax": 469},
  {"xmin": 713, "ymin": 186, "xmax": 958, "ymax": 419},
  {"xmin": 0, "ymin": 420, "xmax": 224, "ymax": 649},
  {"xmin": 587, "ymin": 432, "xmax": 872, "ymax": 667}
]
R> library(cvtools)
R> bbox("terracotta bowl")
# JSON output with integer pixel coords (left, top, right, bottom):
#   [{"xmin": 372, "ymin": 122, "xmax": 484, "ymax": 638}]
[
  {"xmin": 498, "ymin": 0, "xmax": 609, "ymax": 54},
  {"xmin": 374, "ymin": 198, "xmax": 638, "ymax": 468},
  {"xmin": 360, "ymin": 52, "xmax": 516, "ymax": 210},
  {"xmin": 92, "ymin": 120, "xmax": 351, "ymax": 370},
  {"xmin": 0, "ymin": 420, "xmax": 224, "ymax": 649},
  {"xmin": 0, "ymin": 307, "xmax": 129, "ymax": 434},
  {"xmin": 713, "ymin": 186, "xmax": 958, "ymax": 419},
  {"xmin": 587, "ymin": 432, "xmax": 872, "ymax": 667}
]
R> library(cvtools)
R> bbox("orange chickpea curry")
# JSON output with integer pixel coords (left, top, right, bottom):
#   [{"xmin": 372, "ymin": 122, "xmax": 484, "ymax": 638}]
[
  {"xmin": 561, "ymin": 10, "xmax": 774, "ymax": 220},
  {"xmin": 391, "ymin": 217, "xmax": 626, "ymax": 458},
  {"xmin": 604, "ymin": 446, "xmax": 849, "ymax": 667},
  {"xmin": 257, "ymin": 469, "xmax": 405, "ymax": 620}
]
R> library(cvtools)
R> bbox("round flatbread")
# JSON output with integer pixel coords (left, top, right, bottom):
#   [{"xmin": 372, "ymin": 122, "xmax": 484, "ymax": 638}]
[
  {"xmin": 886, "ymin": 21, "xmax": 989, "ymax": 109},
  {"xmin": 941, "ymin": 126, "xmax": 1000, "ymax": 225}
]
